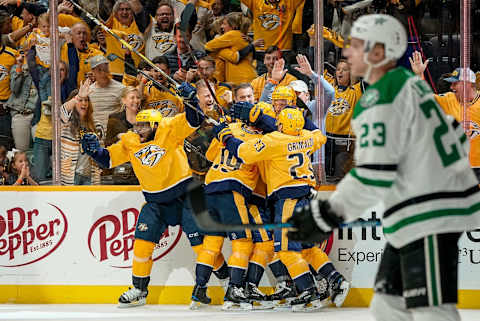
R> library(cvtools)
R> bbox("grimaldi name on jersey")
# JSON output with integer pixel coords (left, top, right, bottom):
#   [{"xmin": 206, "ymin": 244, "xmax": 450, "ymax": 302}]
[{"xmin": 287, "ymin": 138, "xmax": 314, "ymax": 152}]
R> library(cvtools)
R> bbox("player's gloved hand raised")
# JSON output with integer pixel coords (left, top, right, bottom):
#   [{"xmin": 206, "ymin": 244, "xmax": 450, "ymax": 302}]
[
  {"xmin": 81, "ymin": 133, "xmax": 100, "ymax": 156},
  {"xmin": 212, "ymin": 121, "xmax": 232, "ymax": 143},
  {"xmin": 178, "ymin": 82, "xmax": 197, "ymax": 100},
  {"xmin": 230, "ymin": 101, "xmax": 253, "ymax": 123},
  {"xmin": 287, "ymin": 200, "xmax": 343, "ymax": 243},
  {"xmin": 248, "ymin": 104, "xmax": 264, "ymax": 125}
]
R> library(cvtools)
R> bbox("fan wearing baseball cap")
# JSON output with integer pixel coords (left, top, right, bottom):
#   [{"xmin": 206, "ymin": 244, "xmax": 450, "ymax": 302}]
[{"xmin": 410, "ymin": 51, "xmax": 480, "ymax": 180}]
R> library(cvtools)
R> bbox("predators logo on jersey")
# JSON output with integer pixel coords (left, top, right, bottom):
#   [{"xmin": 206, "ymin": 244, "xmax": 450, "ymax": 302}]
[
  {"xmin": 134, "ymin": 145, "xmax": 166, "ymax": 167},
  {"xmin": 148, "ymin": 100, "xmax": 180, "ymax": 117},
  {"xmin": 152, "ymin": 33, "xmax": 175, "ymax": 54},
  {"xmin": 254, "ymin": 139, "xmax": 266, "ymax": 152},
  {"xmin": 258, "ymin": 14, "xmax": 280, "ymax": 30},
  {"xmin": 0, "ymin": 65, "xmax": 8, "ymax": 81},
  {"xmin": 465, "ymin": 120, "xmax": 480, "ymax": 139},
  {"xmin": 328, "ymin": 97, "xmax": 351, "ymax": 116},
  {"xmin": 121, "ymin": 34, "xmax": 144, "ymax": 51}
]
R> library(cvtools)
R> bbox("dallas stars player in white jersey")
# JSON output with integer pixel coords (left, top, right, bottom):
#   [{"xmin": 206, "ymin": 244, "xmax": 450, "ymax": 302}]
[{"xmin": 288, "ymin": 14, "xmax": 480, "ymax": 321}]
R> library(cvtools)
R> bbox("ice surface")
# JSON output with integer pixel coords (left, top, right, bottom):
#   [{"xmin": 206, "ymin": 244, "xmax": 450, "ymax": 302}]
[{"xmin": 0, "ymin": 305, "xmax": 479, "ymax": 321}]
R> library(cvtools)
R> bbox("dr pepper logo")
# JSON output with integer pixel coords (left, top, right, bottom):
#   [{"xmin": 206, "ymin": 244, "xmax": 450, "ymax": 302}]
[
  {"xmin": 0, "ymin": 204, "xmax": 68, "ymax": 267},
  {"xmin": 87, "ymin": 208, "xmax": 181, "ymax": 268}
]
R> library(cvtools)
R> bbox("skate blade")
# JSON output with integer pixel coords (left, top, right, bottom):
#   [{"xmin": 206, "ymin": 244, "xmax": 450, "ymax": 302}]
[
  {"xmin": 333, "ymin": 281, "xmax": 351, "ymax": 307},
  {"xmin": 117, "ymin": 298, "xmax": 146, "ymax": 308},
  {"xmin": 222, "ymin": 301, "xmax": 253, "ymax": 311},
  {"xmin": 291, "ymin": 299, "xmax": 326, "ymax": 312},
  {"xmin": 189, "ymin": 300, "xmax": 209, "ymax": 310},
  {"xmin": 272, "ymin": 298, "xmax": 294, "ymax": 310},
  {"xmin": 251, "ymin": 300, "xmax": 274, "ymax": 310}
]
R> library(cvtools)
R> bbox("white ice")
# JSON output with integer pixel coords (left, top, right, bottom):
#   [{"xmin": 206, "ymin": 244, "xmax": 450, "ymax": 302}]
[{"xmin": 0, "ymin": 305, "xmax": 479, "ymax": 321}]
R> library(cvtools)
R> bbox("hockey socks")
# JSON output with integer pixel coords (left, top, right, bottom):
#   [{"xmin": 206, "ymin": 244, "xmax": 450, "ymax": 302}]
[
  {"xmin": 247, "ymin": 241, "xmax": 274, "ymax": 285},
  {"xmin": 278, "ymin": 251, "xmax": 316, "ymax": 293},
  {"xmin": 195, "ymin": 236, "xmax": 224, "ymax": 287},
  {"xmin": 132, "ymin": 239, "xmax": 155, "ymax": 290},
  {"xmin": 268, "ymin": 253, "xmax": 290, "ymax": 282}
]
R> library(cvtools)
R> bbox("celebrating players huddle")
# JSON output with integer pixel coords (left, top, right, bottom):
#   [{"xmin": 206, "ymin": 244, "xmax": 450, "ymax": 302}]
[
  {"xmin": 81, "ymin": 79, "xmax": 350, "ymax": 312},
  {"xmin": 79, "ymin": 13, "xmax": 480, "ymax": 320}
]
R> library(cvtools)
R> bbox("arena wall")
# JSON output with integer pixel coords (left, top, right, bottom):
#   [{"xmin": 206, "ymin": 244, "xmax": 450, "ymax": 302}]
[{"xmin": 0, "ymin": 186, "xmax": 479, "ymax": 308}]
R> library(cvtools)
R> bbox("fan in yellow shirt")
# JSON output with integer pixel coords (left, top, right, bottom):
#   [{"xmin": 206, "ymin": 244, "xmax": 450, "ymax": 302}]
[
  {"xmin": 241, "ymin": 0, "xmax": 305, "ymax": 52},
  {"xmin": 324, "ymin": 59, "xmax": 364, "ymax": 180},
  {"xmin": 137, "ymin": 56, "xmax": 184, "ymax": 116},
  {"xmin": 251, "ymin": 46, "xmax": 297, "ymax": 101},
  {"xmin": 204, "ymin": 12, "xmax": 257, "ymax": 85}
]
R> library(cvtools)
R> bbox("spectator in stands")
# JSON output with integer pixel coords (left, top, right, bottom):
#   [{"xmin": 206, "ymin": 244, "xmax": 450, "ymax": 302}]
[
  {"xmin": 241, "ymin": 0, "xmax": 305, "ymax": 73},
  {"xmin": 0, "ymin": 9, "xmax": 32, "ymax": 48},
  {"xmin": 60, "ymin": 80, "xmax": 101, "ymax": 185},
  {"xmin": 7, "ymin": 50, "xmax": 38, "ymax": 151},
  {"xmin": 91, "ymin": 26, "xmax": 107, "ymax": 54},
  {"xmin": 166, "ymin": 24, "xmax": 205, "ymax": 81},
  {"xmin": 6, "ymin": 150, "xmax": 38, "ymax": 185},
  {"xmin": 104, "ymin": 0, "xmax": 150, "ymax": 80},
  {"xmin": 138, "ymin": 55, "xmax": 183, "ymax": 116},
  {"xmin": 61, "ymin": 22, "xmax": 103, "ymax": 87},
  {"xmin": 251, "ymin": 46, "xmax": 297, "ymax": 101},
  {"xmin": 88, "ymin": 55, "xmax": 125, "ymax": 139},
  {"xmin": 233, "ymin": 83, "xmax": 255, "ymax": 104},
  {"xmin": 145, "ymin": 1, "xmax": 175, "ymax": 59},
  {"xmin": 0, "ymin": 144, "xmax": 8, "ymax": 185},
  {"xmin": 0, "ymin": 43, "xmax": 17, "ymax": 150},
  {"xmin": 186, "ymin": 55, "xmax": 232, "ymax": 108},
  {"xmin": 104, "ymin": 86, "xmax": 141, "ymax": 185},
  {"xmin": 105, "ymin": 86, "xmax": 141, "ymax": 147},
  {"xmin": 323, "ymin": 58, "xmax": 363, "ymax": 182},
  {"xmin": 204, "ymin": 12, "xmax": 257, "ymax": 86}
]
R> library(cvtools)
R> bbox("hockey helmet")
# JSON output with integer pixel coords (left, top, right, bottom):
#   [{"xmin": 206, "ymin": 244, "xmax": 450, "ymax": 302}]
[
  {"xmin": 272, "ymin": 86, "xmax": 296, "ymax": 106},
  {"xmin": 135, "ymin": 109, "xmax": 163, "ymax": 128},
  {"xmin": 350, "ymin": 14, "xmax": 407, "ymax": 62},
  {"xmin": 277, "ymin": 108, "xmax": 304, "ymax": 136}
]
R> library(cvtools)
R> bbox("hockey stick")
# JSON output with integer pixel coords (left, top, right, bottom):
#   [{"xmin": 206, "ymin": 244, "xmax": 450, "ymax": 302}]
[
  {"xmin": 70, "ymin": 1, "xmax": 179, "ymax": 88},
  {"xmin": 106, "ymin": 53, "xmax": 219, "ymax": 126},
  {"xmin": 188, "ymin": 181, "xmax": 381, "ymax": 232}
]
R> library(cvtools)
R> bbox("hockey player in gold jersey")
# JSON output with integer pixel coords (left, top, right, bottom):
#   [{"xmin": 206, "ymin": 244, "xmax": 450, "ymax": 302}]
[
  {"xmin": 214, "ymin": 108, "xmax": 328, "ymax": 311},
  {"xmin": 80, "ymin": 83, "xmax": 212, "ymax": 307},
  {"xmin": 192, "ymin": 114, "xmax": 264, "ymax": 310}
]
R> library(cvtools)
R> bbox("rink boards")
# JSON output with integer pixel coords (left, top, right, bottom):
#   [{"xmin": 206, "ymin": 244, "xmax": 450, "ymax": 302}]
[{"xmin": 0, "ymin": 186, "xmax": 479, "ymax": 308}]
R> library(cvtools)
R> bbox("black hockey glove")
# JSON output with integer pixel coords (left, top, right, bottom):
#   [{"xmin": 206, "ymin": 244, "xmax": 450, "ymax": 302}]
[{"xmin": 287, "ymin": 200, "xmax": 344, "ymax": 243}]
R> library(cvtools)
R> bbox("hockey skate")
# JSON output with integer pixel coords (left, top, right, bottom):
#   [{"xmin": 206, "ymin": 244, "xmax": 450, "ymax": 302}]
[
  {"xmin": 291, "ymin": 287, "xmax": 327, "ymax": 312},
  {"xmin": 245, "ymin": 282, "xmax": 273, "ymax": 310},
  {"xmin": 189, "ymin": 285, "xmax": 211, "ymax": 310},
  {"xmin": 118, "ymin": 287, "xmax": 148, "ymax": 308},
  {"xmin": 329, "ymin": 274, "xmax": 351, "ymax": 307},
  {"xmin": 222, "ymin": 285, "xmax": 252, "ymax": 311},
  {"xmin": 267, "ymin": 280, "xmax": 297, "ymax": 309}
]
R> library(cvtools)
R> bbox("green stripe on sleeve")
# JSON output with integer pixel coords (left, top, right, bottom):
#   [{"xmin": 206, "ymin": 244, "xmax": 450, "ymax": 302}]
[
  {"xmin": 428, "ymin": 236, "xmax": 439, "ymax": 306},
  {"xmin": 350, "ymin": 168, "xmax": 394, "ymax": 188},
  {"xmin": 460, "ymin": 134, "xmax": 467, "ymax": 144},
  {"xmin": 383, "ymin": 202, "xmax": 480, "ymax": 234}
]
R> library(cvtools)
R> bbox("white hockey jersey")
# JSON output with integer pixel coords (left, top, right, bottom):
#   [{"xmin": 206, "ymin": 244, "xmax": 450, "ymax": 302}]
[{"xmin": 329, "ymin": 67, "xmax": 480, "ymax": 248}]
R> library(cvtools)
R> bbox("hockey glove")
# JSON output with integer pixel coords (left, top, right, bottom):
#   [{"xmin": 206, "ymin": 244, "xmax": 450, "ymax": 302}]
[
  {"xmin": 81, "ymin": 133, "xmax": 100, "ymax": 156},
  {"xmin": 230, "ymin": 101, "xmax": 254, "ymax": 122},
  {"xmin": 178, "ymin": 81, "xmax": 197, "ymax": 100},
  {"xmin": 287, "ymin": 200, "xmax": 343, "ymax": 243},
  {"xmin": 212, "ymin": 122, "xmax": 233, "ymax": 144},
  {"xmin": 248, "ymin": 105, "xmax": 264, "ymax": 125}
]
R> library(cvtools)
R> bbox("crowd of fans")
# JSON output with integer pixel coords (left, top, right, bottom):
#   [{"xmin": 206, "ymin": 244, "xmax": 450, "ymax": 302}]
[{"xmin": 0, "ymin": 0, "xmax": 476, "ymax": 186}]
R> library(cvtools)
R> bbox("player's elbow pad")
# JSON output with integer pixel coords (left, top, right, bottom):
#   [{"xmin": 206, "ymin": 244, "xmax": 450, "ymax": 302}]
[{"xmin": 92, "ymin": 148, "xmax": 111, "ymax": 169}]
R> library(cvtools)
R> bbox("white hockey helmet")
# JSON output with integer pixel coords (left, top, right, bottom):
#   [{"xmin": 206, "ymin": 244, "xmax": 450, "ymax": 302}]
[{"xmin": 350, "ymin": 14, "xmax": 407, "ymax": 66}]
